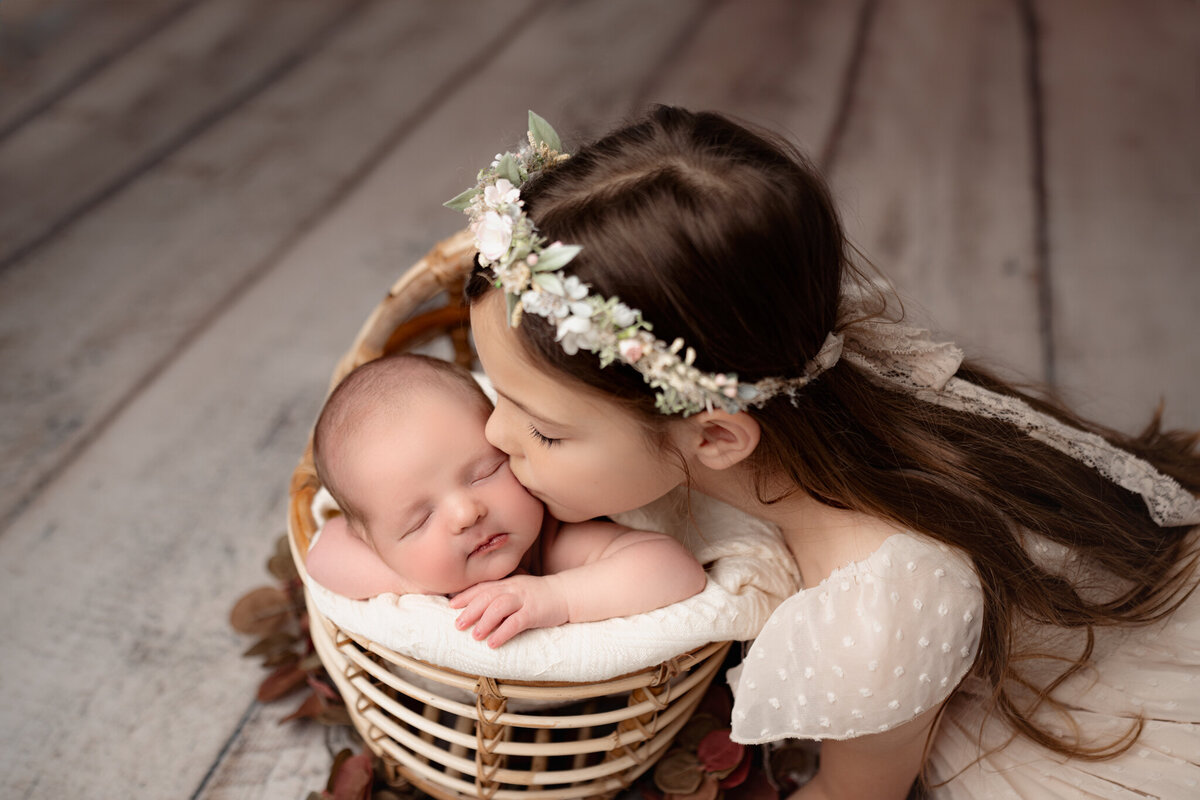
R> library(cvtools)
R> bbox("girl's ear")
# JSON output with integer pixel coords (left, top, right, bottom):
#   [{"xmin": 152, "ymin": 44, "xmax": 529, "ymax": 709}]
[{"xmin": 678, "ymin": 410, "xmax": 761, "ymax": 471}]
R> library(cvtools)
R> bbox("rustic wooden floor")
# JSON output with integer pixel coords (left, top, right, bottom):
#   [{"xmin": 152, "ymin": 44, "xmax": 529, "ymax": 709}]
[{"xmin": 1, "ymin": 1, "xmax": 1196, "ymax": 797}]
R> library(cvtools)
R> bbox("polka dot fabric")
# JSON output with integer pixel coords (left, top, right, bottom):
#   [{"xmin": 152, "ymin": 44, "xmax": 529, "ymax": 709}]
[
  {"xmin": 730, "ymin": 532, "xmax": 983, "ymax": 743},
  {"xmin": 729, "ymin": 530, "xmax": 1200, "ymax": 797}
]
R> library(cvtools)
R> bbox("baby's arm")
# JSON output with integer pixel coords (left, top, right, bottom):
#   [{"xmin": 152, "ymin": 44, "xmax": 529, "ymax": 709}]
[
  {"xmin": 305, "ymin": 515, "xmax": 405, "ymax": 600},
  {"xmin": 450, "ymin": 522, "xmax": 706, "ymax": 647}
]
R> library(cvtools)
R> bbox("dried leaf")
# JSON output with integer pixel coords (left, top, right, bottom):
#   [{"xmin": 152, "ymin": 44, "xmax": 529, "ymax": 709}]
[
  {"xmin": 697, "ymin": 729, "xmax": 743, "ymax": 772},
  {"xmin": 654, "ymin": 749, "xmax": 703, "ymax": 795},
  {"xmin": 666, "ymin": 773, "xmax": 719, "ymax": 800},
  {"xmin": 675, "ymin": 712, "xmax": 722, "ymax": 751},
  {"xmin": 328, "ymin": 751, "xmax": 374, "ymax": 800},
  {"xmin": 263, "ymin": 649, "xmax": 301, "ymax": 669},
  {"xmin": 243, "ymin": 631, "xmax": 299, "ymax": 659},
  {"xmin": 718, "ymin": 748, "xmax": 752, "ymax": 788},
  {"xmin": 269, "ymin": 551, "xmax": 299, "ymax": 582},
  {"xmin": 307, "ymin": 676, "xmax": 340, "ymax": 701},
  {"xmin": 281, "ymin": 691, "xmax": 328, "ymax": 724},
  {"xmin": 317, "ymin": 703, "xmax": 353, "ymax": 727},
  {"xmin": 257, "ymin": 663, "xmax": 308, "ymax": 702},
  {"xmin": 230, "ymin": 586, "xmax": 291, "ymax": 635},
  {"xmin": 327, "ymin": 749, "xmax": 355, "ymax": 786}
]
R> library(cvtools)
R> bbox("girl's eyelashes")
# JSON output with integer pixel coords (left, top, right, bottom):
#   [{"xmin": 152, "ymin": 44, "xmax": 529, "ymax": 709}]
[{"xmin": 527, "ymin": 424, "xmax": 560, "ymax": 447}]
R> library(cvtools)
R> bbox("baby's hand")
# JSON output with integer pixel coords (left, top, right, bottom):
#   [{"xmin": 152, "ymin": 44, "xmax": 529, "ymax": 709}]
[{"xmin": 448, "ymin": 574, "xmax": 569, "ymax": 648}]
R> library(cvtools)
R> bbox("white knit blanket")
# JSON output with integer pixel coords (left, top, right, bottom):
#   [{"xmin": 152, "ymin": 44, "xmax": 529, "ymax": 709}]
[{"xmin": 304, "ymin": 486, "xmax": 800, "ymax": 682}]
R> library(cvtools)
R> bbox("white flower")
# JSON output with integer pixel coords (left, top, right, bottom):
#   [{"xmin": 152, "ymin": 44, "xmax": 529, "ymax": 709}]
[
  {"xmin": 612, "ymin": 302, "xmax": 637, "ymax": 328},
  {"xmin": 475, "ymin": 210, "xmax": 514, "ymax": 262},
  {"xmin": 483, "ymin": 178, "xmax": 520, "ymax": 209},
  {"xmin": 618, "ymin": 338, "xmax": 645, "ymax": 363},
  {"xmin": 521, "ymin": 289, "xmax": 569, "ymax": 320},
  {"xmin": 556, "ymin": 313, "xmax": 598, "ymax": 355},
  {"xmin": 562, "ymin": 275, "xmax": 589, "ymax": 301}
]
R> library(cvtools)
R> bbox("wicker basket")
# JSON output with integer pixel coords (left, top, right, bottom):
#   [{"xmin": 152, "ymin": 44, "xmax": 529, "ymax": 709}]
[{"xmin": 287, "ymin": 230, "xmax": 731, "ymax": 800}]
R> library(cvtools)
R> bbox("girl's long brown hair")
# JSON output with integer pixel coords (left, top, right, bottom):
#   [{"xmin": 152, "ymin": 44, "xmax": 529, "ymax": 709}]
[{"xmin": 465, "ymin": 105, "xmax": 1200, "ymax": 760}]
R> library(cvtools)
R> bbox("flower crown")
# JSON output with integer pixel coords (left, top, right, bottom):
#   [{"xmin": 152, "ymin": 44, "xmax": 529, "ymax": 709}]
[{"xmin": 446, "ymin": 111, "xmax": 840, "ymax": 416}]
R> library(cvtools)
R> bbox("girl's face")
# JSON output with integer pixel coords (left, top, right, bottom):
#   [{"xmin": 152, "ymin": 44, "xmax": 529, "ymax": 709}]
[{"xmin": 471, "ymin": 291, "xmax": 688, "ymax": 523}]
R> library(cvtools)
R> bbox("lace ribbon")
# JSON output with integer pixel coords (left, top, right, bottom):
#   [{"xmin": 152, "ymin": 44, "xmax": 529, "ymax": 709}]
[{"xmin": 828, "ymin": 318, "xmax": 1200, "ymax": 528}]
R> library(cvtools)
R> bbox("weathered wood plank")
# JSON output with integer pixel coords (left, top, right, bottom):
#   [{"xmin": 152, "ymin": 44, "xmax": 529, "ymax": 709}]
[
  {"xmin": 0, "ymin": 0, "xmax": 531, "ymax": 533},
  {"xmin": 0, "ymin": 0, "xmax": 197, "ymax": 137},
  {"xmin": 637, "ymin": 0, "xmax": 867, "ymax": 154},
  {"xmin": 0, "ymin": 0, "xmax": 358, "ymax": 269},
  {"xmin": 1037, "ymin": 0, "xmax": 1200, "ymax": 431},
  {"xmin": 197, "ymin": 701, "xmax": 361, "ymax": 799},
  {"xmin": 826, "ymin": 0, "xmax": 1041, "ymax": 378},
  {"xmin": 198, "ymin": 1, "xmax": 874, "ymax": 792}
]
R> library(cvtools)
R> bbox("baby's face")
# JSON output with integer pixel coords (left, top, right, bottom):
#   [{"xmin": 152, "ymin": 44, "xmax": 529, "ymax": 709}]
[{"xmin": 342, "ymin": 389, "xmax": 544, "ymax": 595}]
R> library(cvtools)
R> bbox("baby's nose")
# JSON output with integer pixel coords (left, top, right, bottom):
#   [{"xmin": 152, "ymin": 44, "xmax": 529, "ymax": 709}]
[{"xmin": 448, "ymin": 491, "xmax": 486, "ymax": 531}]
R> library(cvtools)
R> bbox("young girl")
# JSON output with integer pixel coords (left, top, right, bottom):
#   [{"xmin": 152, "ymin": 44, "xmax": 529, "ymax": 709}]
[{"xmin": 450, "ymin": 108, "xmax": 1200, "ymax": 798}]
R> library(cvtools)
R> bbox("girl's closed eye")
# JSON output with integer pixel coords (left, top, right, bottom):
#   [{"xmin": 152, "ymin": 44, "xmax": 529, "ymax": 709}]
[{"xmin": 527, "ymin": 424, "xmax": 560, "ymax": 447}]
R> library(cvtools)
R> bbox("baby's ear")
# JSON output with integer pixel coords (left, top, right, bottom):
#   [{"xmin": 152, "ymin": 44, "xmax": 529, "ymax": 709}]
[{"xmin": 678, "ymin": 410, "xmax": 760, "ymax": 471}]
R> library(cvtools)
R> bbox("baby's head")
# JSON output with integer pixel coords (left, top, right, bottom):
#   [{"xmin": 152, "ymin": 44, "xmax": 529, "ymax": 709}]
[{"xmin": 313, "ymin": 354, "xmax": 544, "ymax": 595}]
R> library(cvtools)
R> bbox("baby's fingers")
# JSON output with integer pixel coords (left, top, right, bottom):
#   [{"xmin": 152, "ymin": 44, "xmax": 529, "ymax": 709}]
[
  {"xmin": 448, "ymin": 583, "xmax": 488, "ymax": 610},
  {"xmin": 453, "ymin": 591, "xmax": 493, "ymax": 631},
  {"xmin": 469, "ymin": 596, "xmax": 524, "ymax": 646},
  {"xmin": 481, "ymin": 614, "xmax": 528, "ymax": 648}
]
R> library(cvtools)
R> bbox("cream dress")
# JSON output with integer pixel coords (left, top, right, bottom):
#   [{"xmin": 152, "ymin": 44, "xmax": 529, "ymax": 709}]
[{"xmin": 729, "ymin": 531, "xmax": 1200, "ymax": 799}]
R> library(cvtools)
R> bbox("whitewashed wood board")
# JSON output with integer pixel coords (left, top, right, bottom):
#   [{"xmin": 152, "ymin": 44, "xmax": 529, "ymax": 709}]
[
  {"xmin": 1038, "ymin": 0, "xmax": 1200, "ymax": 431},
  {"xmin": 826, "ymin": 0, "xmax": 1042, "ymax": 379},
  {"xmin": 0, "ymin": 0, "xmax": 352, "ymax": 268},
  {"xmin": 0, "ymin": 0, "xmax": 194, "ymax": 135}
]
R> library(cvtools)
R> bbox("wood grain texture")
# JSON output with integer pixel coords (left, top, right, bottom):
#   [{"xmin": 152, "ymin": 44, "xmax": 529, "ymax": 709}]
[
  {"xmin": 637, "ymin": 0, "xmax": 867, "ymax": 153},
  {"xmin": 0, "ymin": 0, "xmax": 358, "ymax": 268},
  {"xmin": 825, "ymin": 0, "xmax": 1042, "ymax": 378},
  {"xmin": 0, "ymin": 0, "xmax": 198, "ymax": 136},
  {"xmin": 1037, "ymin": 0, "xmax": 1200, "ymax": 430}
]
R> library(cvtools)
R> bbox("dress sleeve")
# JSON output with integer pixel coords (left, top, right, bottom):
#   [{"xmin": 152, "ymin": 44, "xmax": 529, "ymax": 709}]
[{"xmin": 729, "ymin": 533, "xmax": 984, "ymax": 744}]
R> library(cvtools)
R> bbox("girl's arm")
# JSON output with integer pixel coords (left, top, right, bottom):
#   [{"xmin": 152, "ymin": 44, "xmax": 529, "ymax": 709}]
[
  {"xmin": 790, "ymin": 706, "xmax": 943, "ymax": 800},
  {"xmin": 450, "ymin": 522, "xmax": 706, "ymax": 646},
  {"xmin": 305, "ymin": 515, "xmax": 405, "ymax": 599}
]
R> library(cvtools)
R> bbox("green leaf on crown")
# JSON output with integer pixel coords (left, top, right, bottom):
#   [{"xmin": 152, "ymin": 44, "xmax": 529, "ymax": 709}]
[
  {"xmin": 532, "ymin": 273, "xmax": 564, "ymax": 294},
  {"xmin": 444, "ymin": 187, "xmax": 477, "ymax": 211},
  {"xmin": 496, "ymin": 153, "xmax": 522, "ymax": 186},
  {"xmin": 528, "ymin": 110, "xmax": 562, "ymax": 153},
  {"xmin": 534, "ymin": 244, "xmax": 582, "ymax": 272}
]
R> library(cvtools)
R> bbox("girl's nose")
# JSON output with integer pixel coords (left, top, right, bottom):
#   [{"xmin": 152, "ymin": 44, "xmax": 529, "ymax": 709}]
[{"xmin": 484, "ymin": 405, "xmax": 519, "ymax": 458}]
